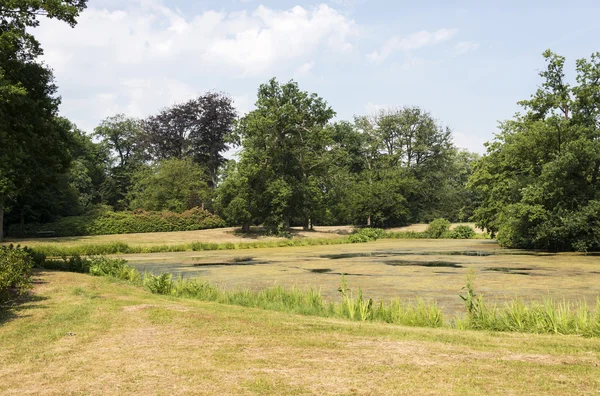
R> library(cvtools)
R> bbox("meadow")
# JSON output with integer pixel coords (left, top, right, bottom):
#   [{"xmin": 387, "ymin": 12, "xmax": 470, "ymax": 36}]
[
  {"xmin": 2, "ymin": 227, "xmax": 600, "ymax": 394},
  {"xmin": 1, "ymin": 270, "xmax": 599, "ymax": 395}
]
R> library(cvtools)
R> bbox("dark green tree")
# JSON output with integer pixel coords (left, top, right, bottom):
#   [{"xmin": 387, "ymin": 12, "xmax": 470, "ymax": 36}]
[
  {"xmin": 0, "ymin": 0, "xmax": 87, "ymax": 240},
  {"xmin": 470, "ymin": 51, "xmax": 600, "ymax": 251},
  {"xmin": 128, "ymin": 158, "xmax": 211, "ymax": 213},
  {"xmin": 221, "ymin": 78, "xmax": 335, "ymax": 231}
]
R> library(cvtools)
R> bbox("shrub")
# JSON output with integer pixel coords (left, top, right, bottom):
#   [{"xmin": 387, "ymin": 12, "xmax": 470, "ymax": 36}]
[
  {"xmin": 89, "ymin": 257, "xmax": 138, "ymax": 281},
  {"xmin": 447, "ymin": 225, "xmax": 476, "ymax": 239},
  {"xmin": 348, "ymin": 228, "xmax": 387, "ymax": 243},
  {"xmin": 425, "ymin": 218, "xmax": 451, "ymax": 238},
  {"xmin": 0, "ymin": 245, "xmax": 33, "ymax": 304},
  {"xmin": 8, "ymin": 207, "xmax": 226, "ymax": 238}
]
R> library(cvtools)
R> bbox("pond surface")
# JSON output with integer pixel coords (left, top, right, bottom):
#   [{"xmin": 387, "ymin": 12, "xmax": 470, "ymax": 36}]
[{"xmin": 125, "ymin": 239, "xmax": 600, "ymax": 313}]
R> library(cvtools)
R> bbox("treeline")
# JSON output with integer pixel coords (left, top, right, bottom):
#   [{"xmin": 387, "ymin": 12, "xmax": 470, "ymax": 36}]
[{"xmin": 2, "ymin": 79, "xmax": 479, "ymax": 236}]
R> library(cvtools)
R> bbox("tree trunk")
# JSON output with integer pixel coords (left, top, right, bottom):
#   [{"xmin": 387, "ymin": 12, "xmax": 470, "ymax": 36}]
[
  {"xmin": 367, "ymin": 215, "xmax": 371, "ymax": 227},
  {"xmin": 242, "ymin": 222, "xmax": 250, "ymax": 233},
  {"xmin": 283, "ymin": 215, "xmax": 290, "ymax": 229},
  {"xmin": 0, "ymin": 202, "xmax": 4, "ymax": 242},
  {"xmin": 20, "ymin": 209, "xmax": 25, "ymax": 229}
]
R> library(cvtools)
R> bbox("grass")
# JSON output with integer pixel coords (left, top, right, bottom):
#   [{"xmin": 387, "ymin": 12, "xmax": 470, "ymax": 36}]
[
  {"xmin": 40, "ymin": 256, "xmax": 600, "ymax": 337},
  {"xmin": 14, "ymin": 228, "xmax": 488, "ymax": 258},
  {"xmin": 1, "ymin": 270, "xmax": 599, "ymax": 394}
]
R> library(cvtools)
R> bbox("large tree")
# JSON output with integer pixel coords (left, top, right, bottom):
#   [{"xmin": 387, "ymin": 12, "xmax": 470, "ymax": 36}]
[
  {"xmin": 128, "ymin": 158, "xmax": 211, "ymax": 213},
  {"xmin": 0, "ymin": 0, "xmax": 87, "ymax": 240},
  {"xmin": 353, "ymin": 107, "xmax": 456, "ymax": 224},
  {"xmin": 94, "ymin": 114, "xmax": 144, "ymax": 210},
  {"xmin": 140, "ymin": 92, "xmax": 236, "ymax": 186},
  {"xmin": 221, "ymin": 78, "xmax": 335, "ymax": 231},
  {"xmin": 470, "ymin": 51, "xmax": 600, "ymax": 251}
]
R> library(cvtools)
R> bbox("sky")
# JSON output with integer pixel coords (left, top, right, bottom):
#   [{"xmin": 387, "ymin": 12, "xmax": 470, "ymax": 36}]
[{"xmin": 35, "ymin": 0, "xmax": 600, "ymax": 154}]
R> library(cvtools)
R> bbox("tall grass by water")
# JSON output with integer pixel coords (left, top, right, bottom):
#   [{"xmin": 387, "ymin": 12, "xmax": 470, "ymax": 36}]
[{"xmin": 39, "ymin": 255, "xmax": 600, "ymax": 337}]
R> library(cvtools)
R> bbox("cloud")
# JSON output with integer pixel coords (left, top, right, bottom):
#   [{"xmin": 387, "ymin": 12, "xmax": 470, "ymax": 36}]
[
  {"xmin": 453, "ymin": 40, "xmax": 479, "ymax": 56},
  {"xmin": 367, "ymin": 28, "xmax": 457, "ymax": 64},
  {"xmin": 295, "ymin": 61, "xmax": 315, "ymax": 75},
  {"xmin": 36, "ymin": 1, "xmax": 357, "ymax": 131}
]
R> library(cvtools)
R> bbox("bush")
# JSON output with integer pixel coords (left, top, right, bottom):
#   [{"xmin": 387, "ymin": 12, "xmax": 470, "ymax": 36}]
[
  {"xmin": 425, "ymin": 218, "xmax": 451, "ymax": 238},
  {"xmin": 0, "ymin": 245, "xmax": 33, "ymax": 304},
  {"xmin": 447, "ymin": 225, "xmax": 476, "ymax": 239},
  {"xmin": 348, "ymin": 228, "xmax": 387, "ymax": 243},
  {"xmin": 89, "ymin": 257, "xmax": 138, "ymax": 281},
  {"xmin": 8, "ymin": 207, "xmax": 226, "ymax": 238}
]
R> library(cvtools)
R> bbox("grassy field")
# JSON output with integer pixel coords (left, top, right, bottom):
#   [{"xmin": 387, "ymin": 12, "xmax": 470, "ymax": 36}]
[
  {"xmin": 1, "ymin": 224, "xmax": 482, "ymax": 248},
  {"xmin": 123, "ymin": 239, "xmax": 600, "ymax": 314},
  {"xmin": 1, "ymin": 270, "xmax": 599, "ymax": 395}
]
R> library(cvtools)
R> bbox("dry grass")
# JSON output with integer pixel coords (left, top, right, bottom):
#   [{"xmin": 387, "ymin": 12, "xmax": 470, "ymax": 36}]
[
  {"xmin": 1, "ymin": 224, "xmax": 483, "ymax": 248},
  {"xmin": 0, "ymin": 271, "xmax": 599, "ymax": 395},
  {"xmin": 1, "ymin": 225, "xmax": 357, "ymax": 248}
]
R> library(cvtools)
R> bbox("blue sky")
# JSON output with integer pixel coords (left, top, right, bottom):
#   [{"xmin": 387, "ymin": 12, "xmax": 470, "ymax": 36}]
[{"xmin": 37, "ymin": 0, "xmax": 600, "ymax": 153}]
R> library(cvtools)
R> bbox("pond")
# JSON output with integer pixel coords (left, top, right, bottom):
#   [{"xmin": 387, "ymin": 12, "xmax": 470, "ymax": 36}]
[{"xmin": 125, "ymin": 239, "xmax": 600, "ymax": 313}]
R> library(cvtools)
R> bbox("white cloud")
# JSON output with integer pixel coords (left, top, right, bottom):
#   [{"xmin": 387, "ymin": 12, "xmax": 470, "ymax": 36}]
[
  {"xmin": 367, "ymin": 28, "xmax": 457, "ymax": 64},
  {"xmin": 453, "ymin": 40, "xmax": 480, "ymax": 56},
  {"xmin": 296, "ymin": 61, "xmax": 315, "ymax": 75},
  {"xmin": 36, "ymin": 1, "xmax": 357, "ymax": 131}
]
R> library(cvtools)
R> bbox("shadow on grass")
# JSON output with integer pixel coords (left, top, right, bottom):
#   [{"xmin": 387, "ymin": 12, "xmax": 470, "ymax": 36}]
[{"xmin": 0, "ymin": 293, "xmax": 49, "ymax": 326}]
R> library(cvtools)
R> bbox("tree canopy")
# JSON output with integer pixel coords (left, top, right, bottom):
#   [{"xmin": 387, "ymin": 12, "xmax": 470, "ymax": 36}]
[{"xmin": 470, "ymin": 50, "xmax": 600, "ymax": 251}]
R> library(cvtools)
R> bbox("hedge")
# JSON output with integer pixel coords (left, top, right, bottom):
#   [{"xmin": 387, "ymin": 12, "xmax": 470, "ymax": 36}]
[
  {"xmin": 7, "ymin": 207, "xmax": 226, "ymax": 238},
  {"xmin": 0, "ymin": 245, "xmax": 33, "ymax": 304}
]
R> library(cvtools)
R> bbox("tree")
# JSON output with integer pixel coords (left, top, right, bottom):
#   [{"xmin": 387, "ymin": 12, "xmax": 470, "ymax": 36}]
[
  {"xmin": 354, "ymin": 107, "xmax": 455, "ymax": 223},
  {"xmin": 94, "ymin": 114, "xmax": 144, "ymax": 210},
  {"xmin": 0, "ymin": 0, "xmax": 87, "ymax": 240},
  {"xmin": 140, "ymin": 92, "xmax": 236, "ymax": 186},
  {"xmin": 470, "ymin": 51, "xmax": 600, "ymax": 251},
  {"xmin": 224, "ymin": 78, "xmax": 335, "ymax": 231},
  {"xmin": 128, "ymin": 158, "xmax": 211, "ymax": 213}
]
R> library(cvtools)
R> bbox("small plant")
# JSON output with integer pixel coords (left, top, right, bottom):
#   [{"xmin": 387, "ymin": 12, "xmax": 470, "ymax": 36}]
[
  {"xmin": 144, "ymin": 273, "xmax": 174, "ymax": 295},
  {"xmin": 348, "ymin": 228, "xmax": 387, "ymax": 243},
  {"xmin": 425, "ymin": 218, "xmax": 451, "ymax": 238}
]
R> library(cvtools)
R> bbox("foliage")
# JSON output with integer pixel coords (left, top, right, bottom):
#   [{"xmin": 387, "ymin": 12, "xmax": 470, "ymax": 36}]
[
  {"xmin": 470, "ymin": 51, "xmax": 600, "ymax": 251},
  {"xmin": 347, "ymin": 227, "xmax": 387, "ymax": 243},
  {"xmin": 447, "ymin": 225, "xmax": 476, "ymax": 239},
  {"xmin": 128, "ymin": 158, "xmax": 211, "ymax": 213},
  {"xmin": 425, "ymin": 218, "xmax": 451, "ymax": 238},
  {"xmin": 8, "ymin": 207, "xmax": 225, "ymax": 238},
  {"xmin": 0, "ymin": 0, "xmax": 87, "ymax": 241},
  {"xmin": 458, "ymin": 271, "xmax": 600, "ymax": 337},
  {"xmin": 222, "ymin": 78, "xmax": 336, "ymax": 231},
  {"xmin": 0, "ymin": 245, "xmax": 32, "ymax": 304},
  {"xmin": 140, "ymin": 92, "xmax": 236, "ymax": 187},
  {"xmin": 93, "ymin": 114, "xmax": 145, "ymax": 210}
]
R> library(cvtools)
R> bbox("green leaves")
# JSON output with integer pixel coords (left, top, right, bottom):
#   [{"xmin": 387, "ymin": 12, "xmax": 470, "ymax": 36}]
[{"xmin": 471, "ymin": 50, "xmax": 600, "ymax": 251}]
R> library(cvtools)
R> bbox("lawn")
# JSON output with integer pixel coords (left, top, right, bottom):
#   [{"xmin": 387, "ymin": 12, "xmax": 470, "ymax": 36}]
[{"xmin": 1, "ymin": 270, "xmax": 599, "ymax": 395}]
